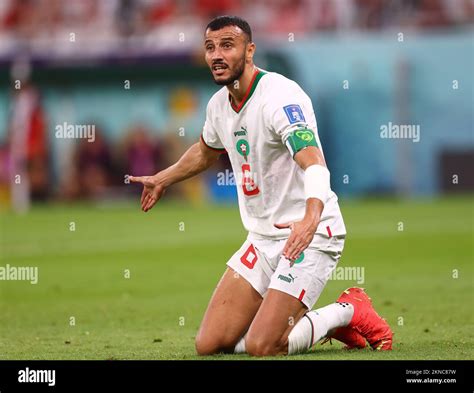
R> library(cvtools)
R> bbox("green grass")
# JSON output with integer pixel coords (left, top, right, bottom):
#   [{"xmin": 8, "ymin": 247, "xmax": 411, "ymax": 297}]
[{"xmin": 0, "ymin": 196, "xmax": 472, "ymax": 360}]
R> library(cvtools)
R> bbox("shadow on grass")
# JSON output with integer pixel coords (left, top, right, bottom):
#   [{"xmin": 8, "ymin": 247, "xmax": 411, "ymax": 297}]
[{"xmin": 184, "ymin": 346, "xmax": 376, "ymax": 361}]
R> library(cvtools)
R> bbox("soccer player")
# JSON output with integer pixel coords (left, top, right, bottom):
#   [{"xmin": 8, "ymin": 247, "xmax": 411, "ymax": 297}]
[{"xmin": 129, "ymin": 16, "xmax": 393, "ymax": 356}]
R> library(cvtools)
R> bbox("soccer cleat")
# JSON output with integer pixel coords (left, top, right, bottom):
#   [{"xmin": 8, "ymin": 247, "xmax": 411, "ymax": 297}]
[
  {"xmin": 336, "ymin": 287, "xmax": 393, "ymax": 350},
  {"xmin": 321, "ymin": 326, "xmax": 367, "ymax": 350}
]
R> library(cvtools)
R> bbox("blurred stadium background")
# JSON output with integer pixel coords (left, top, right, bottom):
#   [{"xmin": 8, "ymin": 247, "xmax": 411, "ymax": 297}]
[
  {"xmin": 0, "ymin": 0, "xmax": 473, "ymax": 206},
  {"xmin": 0, "ymin": 0, "xmax": 472, "ymax": 359}
]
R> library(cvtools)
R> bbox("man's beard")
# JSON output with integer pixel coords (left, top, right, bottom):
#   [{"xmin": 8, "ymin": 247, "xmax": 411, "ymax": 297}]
[{"xmin": 212, "ymin": 56, "xmax": 246, "ymax": 86}]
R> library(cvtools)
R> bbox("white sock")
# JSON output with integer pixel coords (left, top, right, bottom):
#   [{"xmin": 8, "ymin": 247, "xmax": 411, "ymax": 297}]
[
  {"xmin": 234, "ymin": 336, "xmax": 246, "ymax": 354},
  {"xmin": 288, "ymin": 302, "xmax": 354, "ymax": 355}
]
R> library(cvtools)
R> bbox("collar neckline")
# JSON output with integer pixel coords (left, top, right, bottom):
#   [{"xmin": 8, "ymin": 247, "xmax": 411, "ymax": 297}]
[{"xmin": 228, "ymin": 68, "xmax": 265, "ymax": 113}]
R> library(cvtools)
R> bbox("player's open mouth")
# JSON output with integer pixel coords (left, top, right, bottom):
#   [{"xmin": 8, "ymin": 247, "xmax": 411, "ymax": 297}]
[{"xmin": 212, "ymin": 64, "xmax": 228, "ymax": 75}]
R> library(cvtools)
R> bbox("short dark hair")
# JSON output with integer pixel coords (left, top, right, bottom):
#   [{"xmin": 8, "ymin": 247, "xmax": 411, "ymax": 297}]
[{"xmin": 205, "ymin": 15, "xmax": 252, "ymax": 42}]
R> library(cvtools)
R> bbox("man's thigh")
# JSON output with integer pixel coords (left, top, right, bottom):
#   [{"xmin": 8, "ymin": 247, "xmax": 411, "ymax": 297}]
[
  {"xmin": 195, "ymin": 267, "xmax": 262, "ymax": 355},
  {"xmin": 244, "ymin": 235, "xmax": 345, "ymax": 356},
  {"xmin": 245, "ymin": 288, "xmax": 308, "ymax": 356}
]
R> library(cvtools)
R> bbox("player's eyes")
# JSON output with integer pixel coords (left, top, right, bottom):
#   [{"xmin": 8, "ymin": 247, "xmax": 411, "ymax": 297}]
[
  {"xmin": 205, "ymin": 45, "xmax": 213, "ymax": 51},
  {"xmin": 222, "ymin": 43, "xmax": 232, "ymax": 49}
]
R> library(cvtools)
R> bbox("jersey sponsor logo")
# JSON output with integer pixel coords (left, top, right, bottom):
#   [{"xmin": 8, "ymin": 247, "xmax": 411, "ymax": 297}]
[
  {"xmin": 234, "ymin": 126, "xmax": 247, "ymax": 137},
  {"xmin": 277, "ymin": 273, "xmax": 297, "ymax": 283},
  {"xmin": 283, "ymin": 104, "xmax": 306, "ymax": 124},
  {"xmin": 240, "ymin": 243, "xmax": 258, "ymax": 269}
]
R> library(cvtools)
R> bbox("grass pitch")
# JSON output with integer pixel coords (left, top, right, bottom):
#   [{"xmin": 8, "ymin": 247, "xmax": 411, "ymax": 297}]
[{"xmin": 0, "ymin": 196, "xmax": 472, "ymax": 360}]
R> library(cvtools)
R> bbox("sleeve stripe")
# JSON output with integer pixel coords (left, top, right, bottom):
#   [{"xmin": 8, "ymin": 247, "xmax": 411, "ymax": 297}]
[{"xmin": 200, "ymin": 134, "xmax": 227, "ymax": 153}]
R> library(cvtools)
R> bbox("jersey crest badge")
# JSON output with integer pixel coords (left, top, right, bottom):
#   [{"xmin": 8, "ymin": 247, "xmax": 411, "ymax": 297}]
[{"xmin": 236, "ymin": 139, "xmax": 250, "ymax": 161}]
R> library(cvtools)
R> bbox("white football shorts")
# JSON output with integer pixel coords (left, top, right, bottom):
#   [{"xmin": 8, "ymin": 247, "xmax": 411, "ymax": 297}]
[{"xmin": 226, "ymin": 233, "xmax": 345, "ymax": 310}]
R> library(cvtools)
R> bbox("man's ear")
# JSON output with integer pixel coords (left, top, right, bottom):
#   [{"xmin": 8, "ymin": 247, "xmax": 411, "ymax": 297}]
[{"xmin": 246, "ymin": 42, "xmax": 256, "ymax": 63}]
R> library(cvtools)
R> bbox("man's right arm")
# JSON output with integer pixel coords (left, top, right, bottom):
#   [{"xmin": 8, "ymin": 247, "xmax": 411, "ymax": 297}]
[
  {"xmin": 157, "ymin": 139, "xmax": 223, "ymax": 187},
  {"xmin": 129, "ymin": 139, "xmax": 223, "ymax": 212}
]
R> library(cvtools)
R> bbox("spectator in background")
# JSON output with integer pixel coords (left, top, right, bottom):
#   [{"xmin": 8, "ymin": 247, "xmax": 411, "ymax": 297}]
[
  {"xmin": 265, "ymin": 0, "xmax": 309, "ymax": 36},
  {"xmin": 0, "ymin": 139, "xmax": 12, "ymax": 209},
  {"xmin": 119, "ymin": 124, "xmax": 199, "ymax": 202},
  {"xmin": 310, "ymin": 0, "xmax": 339, "ymax": 31},
  {"xmin": 354, "ymin": 0, "xmax": 386, "ymax": 30},
  {"xmin": 115, "ymin": 0, "xmax": 145, "ymax": 37},
  {"xmin": 9, "ymin": 59, "xmax": 50, "ymax": 210},
  {"xmin": 74, "ymin": 128, "xmax": 113, "ymax": 199},
  {"xmin": 119, "ymin": 124, "xmax": 167, "ymax": 185},
  {"xmin": 416, "ymin": 0, "xmax": 452, "ymax": 28},
  {"xmin": 145, "ymin": 0, "xmax": 177, "ymax": 25},
  {"xmin": 24, "ymin": 89, "xmax": 49, "ymax": 201},
  {"xmin": 193, "ymin": 0, "xmax": 241, "ymax": 19}
]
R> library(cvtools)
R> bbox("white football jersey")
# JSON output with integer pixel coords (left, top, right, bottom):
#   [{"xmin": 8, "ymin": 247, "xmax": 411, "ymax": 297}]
[{"xmin": 201, "ymin": 68, "xmax": 346, "ymax": 240}]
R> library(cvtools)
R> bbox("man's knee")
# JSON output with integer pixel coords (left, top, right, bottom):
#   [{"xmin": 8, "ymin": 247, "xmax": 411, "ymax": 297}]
[
  {"xmin": 195, "ymin": 333, "xmax": 236, "ymax": 356},
  {"xmin": 246, "ymin": 333, "xmax": 287, "ymax": 357}
]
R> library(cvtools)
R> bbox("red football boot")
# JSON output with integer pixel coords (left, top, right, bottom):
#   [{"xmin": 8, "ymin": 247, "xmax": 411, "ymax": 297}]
[
  {"xmin": 321, "ymin": 326, "xmax": 367, "ymax": 349},
  {"xmin": 336, "ymin": 287, "xmax": 393, "ymax": 350}
]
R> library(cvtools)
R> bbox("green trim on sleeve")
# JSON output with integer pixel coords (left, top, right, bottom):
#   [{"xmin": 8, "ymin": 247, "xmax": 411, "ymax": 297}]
[{"xmin": 200, "ymin": 134, "xmax": 226, "ymax": 153}]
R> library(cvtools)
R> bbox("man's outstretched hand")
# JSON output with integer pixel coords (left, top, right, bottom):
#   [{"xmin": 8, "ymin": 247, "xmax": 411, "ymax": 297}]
[{"xmin": 129, "ymin": 175, "xmax": 166, "ymax": 212}]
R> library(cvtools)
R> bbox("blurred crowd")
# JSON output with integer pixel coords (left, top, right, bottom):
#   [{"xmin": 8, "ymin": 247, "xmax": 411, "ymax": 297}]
[
  {"xmin": 0, "ymin": 82, "xmax": 231, "ymax": 208},
  {"xmin": 0, "ymin": 0, "xmax": 472, "ymax": 208},
  {"xmin": 0, "ymin": 0, "xmax": 473, "ymax": 55}
]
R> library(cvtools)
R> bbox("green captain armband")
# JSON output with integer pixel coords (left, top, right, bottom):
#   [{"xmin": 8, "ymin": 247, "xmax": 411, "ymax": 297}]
[{"xmin": 284, "ymin": 129, "xmax": 319, "ymax": 157}]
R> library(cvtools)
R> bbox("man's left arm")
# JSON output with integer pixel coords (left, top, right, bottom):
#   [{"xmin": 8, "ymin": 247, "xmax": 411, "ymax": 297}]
[{"xmin": 274, "ymin": 146, "xmax": 330, "ymax": 263}]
